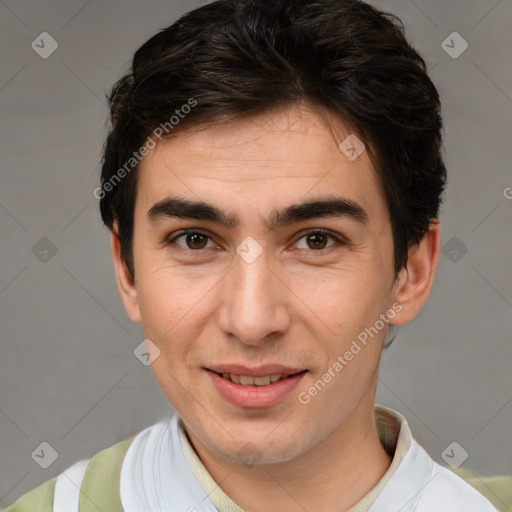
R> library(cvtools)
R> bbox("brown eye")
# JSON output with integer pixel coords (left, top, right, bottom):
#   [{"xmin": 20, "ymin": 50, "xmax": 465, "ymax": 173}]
[
  {"xmin": 186, "ymin": 233, "xmax": 209, "ymax": 249},
  {"xmin": 305, "ymin": 233, "xmax": 329, "ymax": 250},
  {"xmin": 170, "ymin": 231, "xmax": 214, "ymax": 250},
  {"xmin": 295, "ymin": 231, "xmax": 341, "ymax": 251}
]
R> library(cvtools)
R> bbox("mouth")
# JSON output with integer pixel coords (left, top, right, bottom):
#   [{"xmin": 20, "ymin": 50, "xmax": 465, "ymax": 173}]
[
  {"xmin": 204, "ymin": 365, "xmax": 308, "ymax": 408},
  {"xmin": 213, "ymin": 371, "xmax": 305, "ymax": 386}
]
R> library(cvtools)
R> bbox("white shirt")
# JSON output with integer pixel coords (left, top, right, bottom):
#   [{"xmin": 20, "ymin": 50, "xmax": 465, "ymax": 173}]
[
  {"xmin": 51, "ymin": 405, "xmax": 498, "ymax": 511},
  {"xmin": 116, "ymin": 405, "xmax": 498, "ymax": 511}
]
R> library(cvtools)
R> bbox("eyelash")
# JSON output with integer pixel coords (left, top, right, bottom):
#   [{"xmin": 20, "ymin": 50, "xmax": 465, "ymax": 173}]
[{"xmin": 166, "ymin": 229, "xmax": 346, "ymax": 255}]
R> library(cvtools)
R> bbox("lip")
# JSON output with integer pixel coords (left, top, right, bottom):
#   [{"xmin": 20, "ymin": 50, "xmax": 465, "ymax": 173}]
[
  {"xmin": 205, "ymin": 368, "xmax": 308, "ymax": 409},
  {"xmin": 206, "ymin": 364, "xmax": 305, "ymax": 377}
]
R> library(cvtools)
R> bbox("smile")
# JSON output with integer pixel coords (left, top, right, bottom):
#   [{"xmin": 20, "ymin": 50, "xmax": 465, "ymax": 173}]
[
  {"xmin": 219, "ymin": 373, "xmax": 292, "ymax": 386},
  {"xmin": 205, "ymin": 368, "xmax": 308, "ymax": 408}
]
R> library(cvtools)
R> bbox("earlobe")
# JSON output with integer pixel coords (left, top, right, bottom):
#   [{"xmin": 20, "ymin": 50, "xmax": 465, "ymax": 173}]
[
  {"xmin": 390, "ymin": 219, "xmax": 441, "ymax": 326},
  {"xmin": 110, "ymin": 226, "xmax": 142, "ymax": 323}
]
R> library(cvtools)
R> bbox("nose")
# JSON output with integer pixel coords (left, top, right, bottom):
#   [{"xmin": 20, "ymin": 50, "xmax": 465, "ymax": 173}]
[{"xmin": 216, "ymin": 246, "xmax": 292, "ymax": 346}]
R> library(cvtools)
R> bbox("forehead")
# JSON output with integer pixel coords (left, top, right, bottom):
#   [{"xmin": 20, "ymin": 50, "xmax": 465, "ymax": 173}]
[{"xmin": 135, "ymin": 105, "xmax": 388, "ymax": 225}]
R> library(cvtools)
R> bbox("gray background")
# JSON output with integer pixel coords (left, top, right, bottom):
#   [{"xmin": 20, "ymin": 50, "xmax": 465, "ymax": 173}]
[{"xmin": 1, "ymin": 0, "xmax": 511, "ymax": 508}]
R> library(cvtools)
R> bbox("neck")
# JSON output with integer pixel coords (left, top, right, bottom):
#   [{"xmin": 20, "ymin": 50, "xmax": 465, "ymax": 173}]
[{"xmin": 185, "ymin": 404, "xmax": 393, "ymax": 512}]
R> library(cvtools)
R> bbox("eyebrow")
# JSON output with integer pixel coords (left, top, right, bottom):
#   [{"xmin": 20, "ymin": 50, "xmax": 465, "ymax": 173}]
[{"xmin": 147, "ymin": 195, "xmax": 368, "ymax": 230}]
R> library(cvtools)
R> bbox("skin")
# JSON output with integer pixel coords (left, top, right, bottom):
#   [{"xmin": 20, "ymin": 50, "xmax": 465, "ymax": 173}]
[{"xmin": 111, "ymin": 104, "xmax": 440, "ymax": 512}]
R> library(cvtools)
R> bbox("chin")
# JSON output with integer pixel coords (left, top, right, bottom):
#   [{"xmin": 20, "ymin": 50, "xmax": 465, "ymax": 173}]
[{"xmin": 205, "ymin": 426, "xmax": 306, "ymax": 467}]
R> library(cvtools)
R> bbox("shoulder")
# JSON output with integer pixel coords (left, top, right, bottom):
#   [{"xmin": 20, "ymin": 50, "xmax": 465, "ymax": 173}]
[
  {"xmin": 381, "ymin": 431, "xmax": 502, "ymax": 512},
  {"xmin": 76, "ymin": 435, "xmax": 135, "ymax": 511},
  {"xmin": 416, "ymin": 461, "xmax": 500, "ymax": 512},
  {"xmin": 2, "ymin": 435, "xmax": 135, "ymax": 512},
  {"xmin": 2, "ymin": 477, "xmax": 57, "ymax": 512},
  {"xmin": 449, "ymin": 467, "xmax": 512, "ymax": 512}
]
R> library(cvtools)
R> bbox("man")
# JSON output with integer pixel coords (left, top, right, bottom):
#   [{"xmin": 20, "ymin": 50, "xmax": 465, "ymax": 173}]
[{"xmin": 4, "ymin": 0, "xmax": 509, "ymax": 510}]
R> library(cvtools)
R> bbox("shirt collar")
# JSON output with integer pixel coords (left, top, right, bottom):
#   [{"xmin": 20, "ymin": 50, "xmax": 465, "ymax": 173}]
[{"xmin": 177, "ymin": 404, "xmax": 412, "ymax": 512}]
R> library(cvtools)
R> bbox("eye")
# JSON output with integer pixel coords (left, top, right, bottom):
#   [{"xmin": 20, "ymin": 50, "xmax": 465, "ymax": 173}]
[
  {"xmin": 169, "ymin": 230, "xmax": 217, "ymax": 251},
  {"xmin": 294, "ymin": 230, "xmax": 344, "ymax": 251},
  {"xmin": 167, "ymin": 229, "xmax": 346, "ymax": 253}
]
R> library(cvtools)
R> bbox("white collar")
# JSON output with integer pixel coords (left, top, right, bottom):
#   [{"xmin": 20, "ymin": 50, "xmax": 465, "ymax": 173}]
[{"xmin": 120, "ymin": 405, "xmax": 498, "ymax": 511}]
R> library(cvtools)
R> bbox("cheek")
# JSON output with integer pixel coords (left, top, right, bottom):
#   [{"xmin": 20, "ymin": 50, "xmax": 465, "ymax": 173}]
[
  {"xmin": 136, "ymin": 264, "xmax": 219, "ymax": 351},
  {"xmin": 305, "ymin": 277, "xmax": 392, "ymax": 389},
  {"xmin": 309, "ymin": 270, "xmax": 387, "ymax": 330}
]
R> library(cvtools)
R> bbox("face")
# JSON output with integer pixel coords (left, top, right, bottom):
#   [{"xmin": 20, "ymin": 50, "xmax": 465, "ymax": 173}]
[{"xmin": 113, "ymin": 104, "xmax": 435, "ymax": 467}]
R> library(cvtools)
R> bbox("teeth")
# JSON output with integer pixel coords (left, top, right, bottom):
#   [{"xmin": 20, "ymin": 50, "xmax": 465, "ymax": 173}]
[
  {"xmin": 239, "ymin": 375, "xmax": 254, "ymax": 385},
  {"xmin": 220, "ymin": 373, "xmax": 291, "ymax": 386},
  {"xmin": 254, "ymin": 376, "xmax": 271, "ymax": 386}
]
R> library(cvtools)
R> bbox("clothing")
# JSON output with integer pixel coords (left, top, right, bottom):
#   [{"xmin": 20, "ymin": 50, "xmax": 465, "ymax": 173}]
[{"xmin": 3, "ymin": 405, "xmax": 507, "ymax": 511}]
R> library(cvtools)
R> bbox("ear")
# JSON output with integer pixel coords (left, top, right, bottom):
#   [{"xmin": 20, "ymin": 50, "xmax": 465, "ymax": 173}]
[
  {"xmin": 110, "ymin": 224, "xmax": 142, "ymax": 323},
  {"xmin": 389, "ymin": 219, "xmax": 441, "ymax": 326}
]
